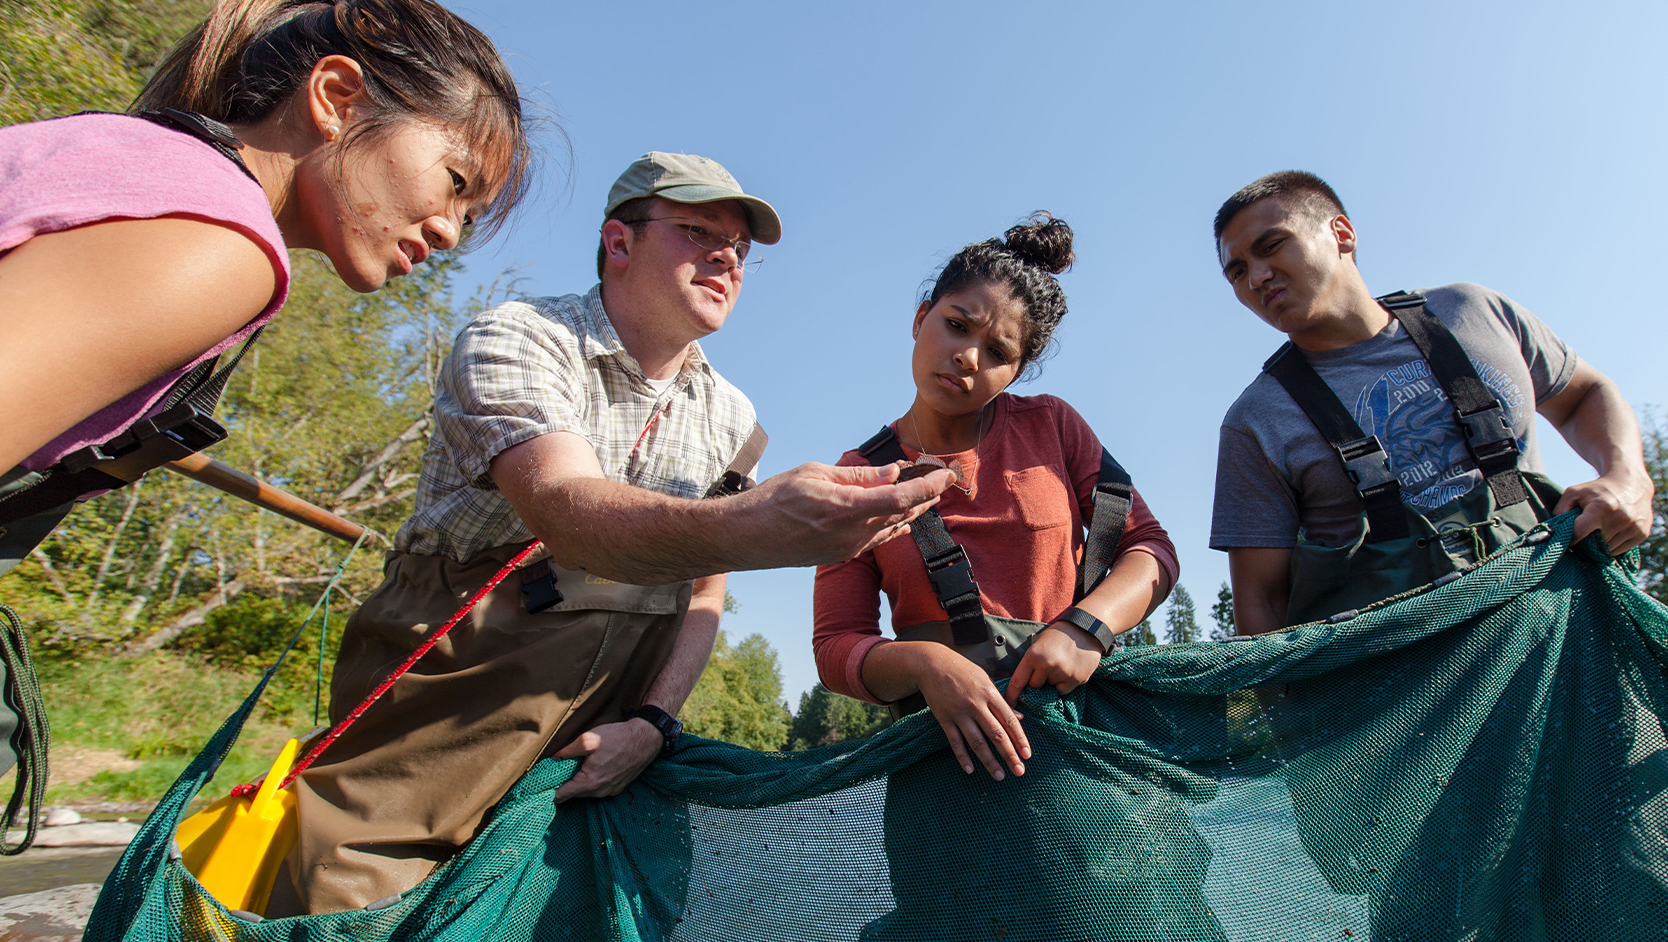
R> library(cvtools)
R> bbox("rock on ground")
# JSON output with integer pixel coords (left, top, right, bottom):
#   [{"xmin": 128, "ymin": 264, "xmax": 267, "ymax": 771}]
[{"xmin": 0, "ymin": 884, "xmax": 100, "ymax": 942}]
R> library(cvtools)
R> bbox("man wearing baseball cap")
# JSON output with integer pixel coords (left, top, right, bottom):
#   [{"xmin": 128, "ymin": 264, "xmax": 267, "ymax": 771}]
[{"xmin": 275, "ymin": 153, "xmax": 953, "ymax": 914}]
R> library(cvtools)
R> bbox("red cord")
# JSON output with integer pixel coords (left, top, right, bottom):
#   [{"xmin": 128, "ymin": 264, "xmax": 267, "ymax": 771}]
[
  {"xmin": 232, "ymin": 540, "xmax": 546, "ymax": 796},
  {"xmin": 633, "ymin": 404, "xmax": 667, "ymax": 454}
]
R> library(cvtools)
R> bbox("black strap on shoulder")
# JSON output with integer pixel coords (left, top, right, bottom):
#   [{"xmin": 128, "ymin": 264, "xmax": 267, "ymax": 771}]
[
  {"xmin": 856, "ymin": 426, "xmax": 989, "ymax": 645},
  {"xmin": 1079, "ymin": 449, "xmax": 1132, "ymax": 599},
  {"xmin": 0, "ymin": 327, "xmax": 259, "ymax": 526},
  {"xmin": 136, "ymin": 109, "xmax": 259, "ymax": 185},
  {"xmin": 0, "ymin": 401, "xmax": 229, "ymax": 527},
  {"xmin": 1379, "ymin": 291, "xmax": 1529, "ymax": 508},
  {"xmin": 1264, "ymin": 343, "xmax": 1410, "ymax": 542},
  {"xmin": 706, "ymin": 422, "xmax": 769, "ymax": 498}
]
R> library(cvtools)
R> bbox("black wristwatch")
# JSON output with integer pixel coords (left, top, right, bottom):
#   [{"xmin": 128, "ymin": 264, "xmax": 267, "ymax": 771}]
[
  {"xmin": 1055, "ymin": 606, "xmax": 1117, "ymax": 654},
  {"xmin": 633, "ymin": 704, "xmax": 683, "ymax": 758}
]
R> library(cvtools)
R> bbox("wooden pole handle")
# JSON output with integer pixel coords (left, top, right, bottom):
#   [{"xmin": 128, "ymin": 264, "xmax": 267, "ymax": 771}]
[{"xmin": 163, "ymin": 453, "xmax": 368, "ymax": 544}]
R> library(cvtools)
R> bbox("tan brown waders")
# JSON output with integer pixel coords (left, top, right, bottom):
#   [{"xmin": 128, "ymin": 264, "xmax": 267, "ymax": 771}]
[{"xmin": 275, "ymin": 425, "xmax": 767, "ymax": 914}]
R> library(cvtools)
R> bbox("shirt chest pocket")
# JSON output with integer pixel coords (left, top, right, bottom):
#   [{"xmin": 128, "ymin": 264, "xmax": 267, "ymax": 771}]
[{"xmin": 1004, "ymin": 466, "xmax": 1073, "ymax": 530}]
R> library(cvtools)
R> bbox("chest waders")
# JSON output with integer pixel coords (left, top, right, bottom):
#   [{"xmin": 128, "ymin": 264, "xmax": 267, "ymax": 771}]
[
  {"xmin": 274, "ymin": 422, "xmax": 768, "ymax": 914},
  {"xmin": 1266, "ymin": 291, "xmax": 1560, "ymax": 627},
  {"xmin": 0, "ymin": 110, "xmax": 269, "ymax": 845},
  {"xmin": 854, "ymin": 425, "xmax": 1134, "ymax": 719}
]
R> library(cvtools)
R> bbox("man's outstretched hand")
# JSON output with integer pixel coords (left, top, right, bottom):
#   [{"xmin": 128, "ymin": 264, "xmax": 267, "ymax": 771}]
[{"xmin": 740, "ymin": 462, "xmax": 955, "ymax": 567}]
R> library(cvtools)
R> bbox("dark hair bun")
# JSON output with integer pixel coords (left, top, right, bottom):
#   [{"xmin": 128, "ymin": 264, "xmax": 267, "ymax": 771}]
[{"xmin": 1003, "ymin": 212, "xmax": 1074, "ymax": 275}]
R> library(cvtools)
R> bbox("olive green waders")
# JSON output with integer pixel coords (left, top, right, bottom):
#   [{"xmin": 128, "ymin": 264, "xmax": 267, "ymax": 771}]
[{"xmin": 274, "ymin": 544, "xmax": 692, "ymax": 914}]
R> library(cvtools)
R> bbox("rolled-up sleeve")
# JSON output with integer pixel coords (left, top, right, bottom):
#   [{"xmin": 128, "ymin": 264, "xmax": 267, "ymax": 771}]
[
  {"xmin": 812, "ymin": 550, "xmax": 891, "ymax": 704},
  {"xmin": 433, "ymin": 303, "xmax": 588, "ymax": 488}
]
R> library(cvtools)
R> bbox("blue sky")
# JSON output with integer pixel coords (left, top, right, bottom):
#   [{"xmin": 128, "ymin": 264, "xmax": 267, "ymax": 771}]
[{"xmin": 447, "ymin": 0, "xmax": 1667, "ymax": 702}]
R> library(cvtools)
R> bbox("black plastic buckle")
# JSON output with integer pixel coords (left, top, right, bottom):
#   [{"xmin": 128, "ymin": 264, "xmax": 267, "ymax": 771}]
[
  {"xmin": 714, "ymin": 470, "xmax": 750, "ymax": 497},
  {"xmin": 1458, "ymin": 404, "xmax": 1517, "ymax": 452},
  {"xmin": 59, "ymin": 403, "xmax": 226, "ymax": 474},
  {"xmin": 926, "ymin": 548, "xmax": 980, "ymax": 608},
  {"xmin": 1336, "ymin": 436, "xmax": 1397, "ymax": 493},
  {"xmin": 519, "ymin": 559, "xmax": 564, "ymax": 613},
  {"xmin": 1378, "ymin": 290, "xmax": 1426, "ymax": 309}
]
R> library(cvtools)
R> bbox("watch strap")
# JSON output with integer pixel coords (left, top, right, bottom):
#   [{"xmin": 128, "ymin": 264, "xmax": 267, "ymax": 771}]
[
  {"xmin": 1056, "ymin": 606, "xmax": 1117, "ymax": 654},
  {"xmin": 633, "ymin": 704, "xmax": 682, "ymax": 757}
]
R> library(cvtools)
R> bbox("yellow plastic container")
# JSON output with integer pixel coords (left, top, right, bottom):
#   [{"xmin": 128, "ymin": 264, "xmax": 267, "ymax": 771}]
[{"xmin": 176, "ymin": 737, "xmax": 301, "ymax": 915}]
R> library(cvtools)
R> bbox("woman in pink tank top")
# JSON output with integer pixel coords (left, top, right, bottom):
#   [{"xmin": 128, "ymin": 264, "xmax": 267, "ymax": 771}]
[{"xmin": 0, "ymin": 0, "xmax": 534, "ymax": 558}]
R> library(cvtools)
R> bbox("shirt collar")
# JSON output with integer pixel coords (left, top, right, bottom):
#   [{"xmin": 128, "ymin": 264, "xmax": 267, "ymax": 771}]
[{"xmin": 584, "ymin": 283, "xmax": 714, "ymax": 379}]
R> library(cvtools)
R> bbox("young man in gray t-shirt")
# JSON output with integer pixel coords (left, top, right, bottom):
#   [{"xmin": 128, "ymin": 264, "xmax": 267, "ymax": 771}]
[{"xmin": 1209, "ymin": 171, "xmax": 1652, "ymax": 635}]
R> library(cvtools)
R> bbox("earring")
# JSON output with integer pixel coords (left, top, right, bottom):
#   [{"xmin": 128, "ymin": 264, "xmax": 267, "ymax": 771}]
[{"xmin": 326, "ymin": 125, "xmax": 341, "ymax": 141}]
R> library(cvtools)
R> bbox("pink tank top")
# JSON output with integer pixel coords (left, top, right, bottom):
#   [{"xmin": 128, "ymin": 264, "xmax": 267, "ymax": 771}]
[{"xmin": 0, "ymin": 113, "xmax": 291, "ymax": 472}]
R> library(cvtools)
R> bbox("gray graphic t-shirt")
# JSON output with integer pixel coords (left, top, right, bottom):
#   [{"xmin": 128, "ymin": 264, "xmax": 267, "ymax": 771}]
[{"xmin": 1210, "ymin": 283, "xmax": 1577, "ymax": 550}]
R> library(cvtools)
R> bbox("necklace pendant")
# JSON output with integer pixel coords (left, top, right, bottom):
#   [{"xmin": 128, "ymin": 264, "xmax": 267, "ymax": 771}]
[
  {"xmin": 946, "ymin": 460, "xmax": 973, "ymax": 497},
  {"xmin": 912, "ymin": 454, "xmax": 948, "ymax": 471}
]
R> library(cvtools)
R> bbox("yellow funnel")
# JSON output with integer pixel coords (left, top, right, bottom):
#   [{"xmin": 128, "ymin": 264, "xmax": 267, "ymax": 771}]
[{"xmin": 176, "ymin": 737, "xmax": 300, "ymax": 915}]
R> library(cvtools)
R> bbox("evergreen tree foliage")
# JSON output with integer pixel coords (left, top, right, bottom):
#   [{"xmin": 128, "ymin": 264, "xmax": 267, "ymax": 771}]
[
  {"xmin": 786, "ymin": 683, "xmax": 890, "ymax": 750},
  {"xmin": 1124, "ymin": 618, "xmax": 1158, "ymax": 647},
  {"xmin": 1210, "ymin": 582, "xmax": 1235, "ymax": 641},
  {"xmin": 1164, "ymin": 584, "xmax": 1199, "ymax": 644},
  {"xmin": 681, "ymin": 632, "xmax": 792, "ymax": 751}
]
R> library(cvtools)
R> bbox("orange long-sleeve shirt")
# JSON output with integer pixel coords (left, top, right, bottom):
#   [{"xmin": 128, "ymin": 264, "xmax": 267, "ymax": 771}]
[{"xmin": 812, "ymin": 393, "xmax": 1179, "ymax": 703}]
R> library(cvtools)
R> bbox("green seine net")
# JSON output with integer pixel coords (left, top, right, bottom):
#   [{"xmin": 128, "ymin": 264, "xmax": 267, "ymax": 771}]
[{"xmin": 85, "ymin": 512, "xmax": 1668, "ymax": 941}]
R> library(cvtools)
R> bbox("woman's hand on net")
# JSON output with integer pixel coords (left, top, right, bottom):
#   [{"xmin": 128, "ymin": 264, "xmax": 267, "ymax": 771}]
[
  {"xmin": 915, "ymin": 647, "xmax": 1031, "ymax": 780},
  {"xmin": 1006, "ymin": 622, "xmax": 1104, "ymax": 706}
]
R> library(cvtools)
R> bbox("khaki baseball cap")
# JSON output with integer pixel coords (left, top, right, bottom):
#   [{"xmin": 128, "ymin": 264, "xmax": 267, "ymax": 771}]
[{"xmin": 605, "ymin": 152, "xmax": 782, "ymax": 245}]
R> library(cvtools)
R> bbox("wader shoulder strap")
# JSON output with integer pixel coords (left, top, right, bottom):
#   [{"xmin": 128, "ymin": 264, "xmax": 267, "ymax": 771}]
[
  {"xmin": 1080, "ymin": 449, "xmax": 1133, "ymax": 598},
  {"xmin": 1379, "ymin": 291, "xmax": 1530, "ymax": 508},
  {"xmin": 705, "ymin": 422, "xmax": 769, "ymax": 498},
  {"xmin": 855, "ymin": 426, "xmax": 989, "ymax": 645},
  {"xmin": 1263, "ymin": 343, "xmax": 1410, "ymax": 542}
]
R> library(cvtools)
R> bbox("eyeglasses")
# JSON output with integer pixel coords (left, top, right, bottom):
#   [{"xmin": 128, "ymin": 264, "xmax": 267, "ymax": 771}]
[{"xmin": 642, "ymin": 216, "xmax": 762, "ymax": 273}]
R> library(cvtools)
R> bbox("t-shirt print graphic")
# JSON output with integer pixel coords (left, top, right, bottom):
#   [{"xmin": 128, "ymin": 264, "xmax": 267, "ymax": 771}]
[{"xmin": 1353, "ymin": 356, "xmax": 1530, "ymax": 511}]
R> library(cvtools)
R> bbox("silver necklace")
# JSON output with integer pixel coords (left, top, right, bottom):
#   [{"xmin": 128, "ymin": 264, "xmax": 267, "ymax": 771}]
[{"xmin": 908, "ymin": 406, "xmax": 985, "ymax": 496}]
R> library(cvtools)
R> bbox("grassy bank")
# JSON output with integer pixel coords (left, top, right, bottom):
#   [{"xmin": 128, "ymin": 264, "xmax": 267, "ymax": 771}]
[{"xmin": 14, "ymin": 596, "xmax": 345, "ymax": 807}]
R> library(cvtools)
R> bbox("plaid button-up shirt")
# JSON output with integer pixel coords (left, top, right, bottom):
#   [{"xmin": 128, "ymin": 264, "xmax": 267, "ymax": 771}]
[{"xmin": 395, "ymin": 285, "xmax": 760, "ymax": 562}]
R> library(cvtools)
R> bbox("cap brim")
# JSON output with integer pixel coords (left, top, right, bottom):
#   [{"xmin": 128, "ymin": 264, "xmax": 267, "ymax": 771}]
[{"xmin": 654, "ymin": 184, "xmax": 782, "ymax": 245}]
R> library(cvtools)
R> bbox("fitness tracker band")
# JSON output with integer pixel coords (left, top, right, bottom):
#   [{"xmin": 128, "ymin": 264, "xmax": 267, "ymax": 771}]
[
  {"xmin": 1056, "ymin": 606, "xmax": 1118, "ymax": 654},
  {"xmin": 633, "ymin": 704, "xmax": 683, "ymax": 758}
]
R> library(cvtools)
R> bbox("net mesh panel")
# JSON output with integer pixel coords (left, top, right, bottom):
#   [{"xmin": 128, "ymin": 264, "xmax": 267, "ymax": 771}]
[{"xmin": 85, "ymin": 512, "xmax": 1668, "ymax": 941}]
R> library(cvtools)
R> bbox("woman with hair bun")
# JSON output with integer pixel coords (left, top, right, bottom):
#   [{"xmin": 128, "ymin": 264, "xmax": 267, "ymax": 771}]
[
  {"xmin": 815, "ymin": 213, "xmax": 1177, "ymax": 773},
  {"xmin": 813, "ymin": 215, "xmax": 1187, "ymax": 939},
  {"xmin": 0, "ymin": 0, "xmax": 534, "ymax": 568}
]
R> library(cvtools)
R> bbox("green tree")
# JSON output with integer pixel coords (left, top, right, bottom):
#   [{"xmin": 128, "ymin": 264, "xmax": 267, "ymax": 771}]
[
  {"xmin": 681, "ymin": 631, "xmax": 791, "ymax": 751},
  {"xmin": 1124, "ymin": 617, "xmax": 1158, "ymax": 647},
  {"xmin": 1638, "ymin": 409, "xmax": 1668, "ymax": 604},
  {"xmin": 0, "ymin": 0, "xmax": 212, "ymax": 127},
  {"xmin": 1164, "ymin": 583, "xmax": 1199, "ymax": 644},
  {"xmin": 12, "ymin": 252, "xmax": 477, "ymax": 654},
  {"xmin": 1210, "ymin": 582, "xmax": 1235, "ymax": 641},
  {"xmin": 787, "ymin": 683, "xmax": 890, "ymax": 750}
]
